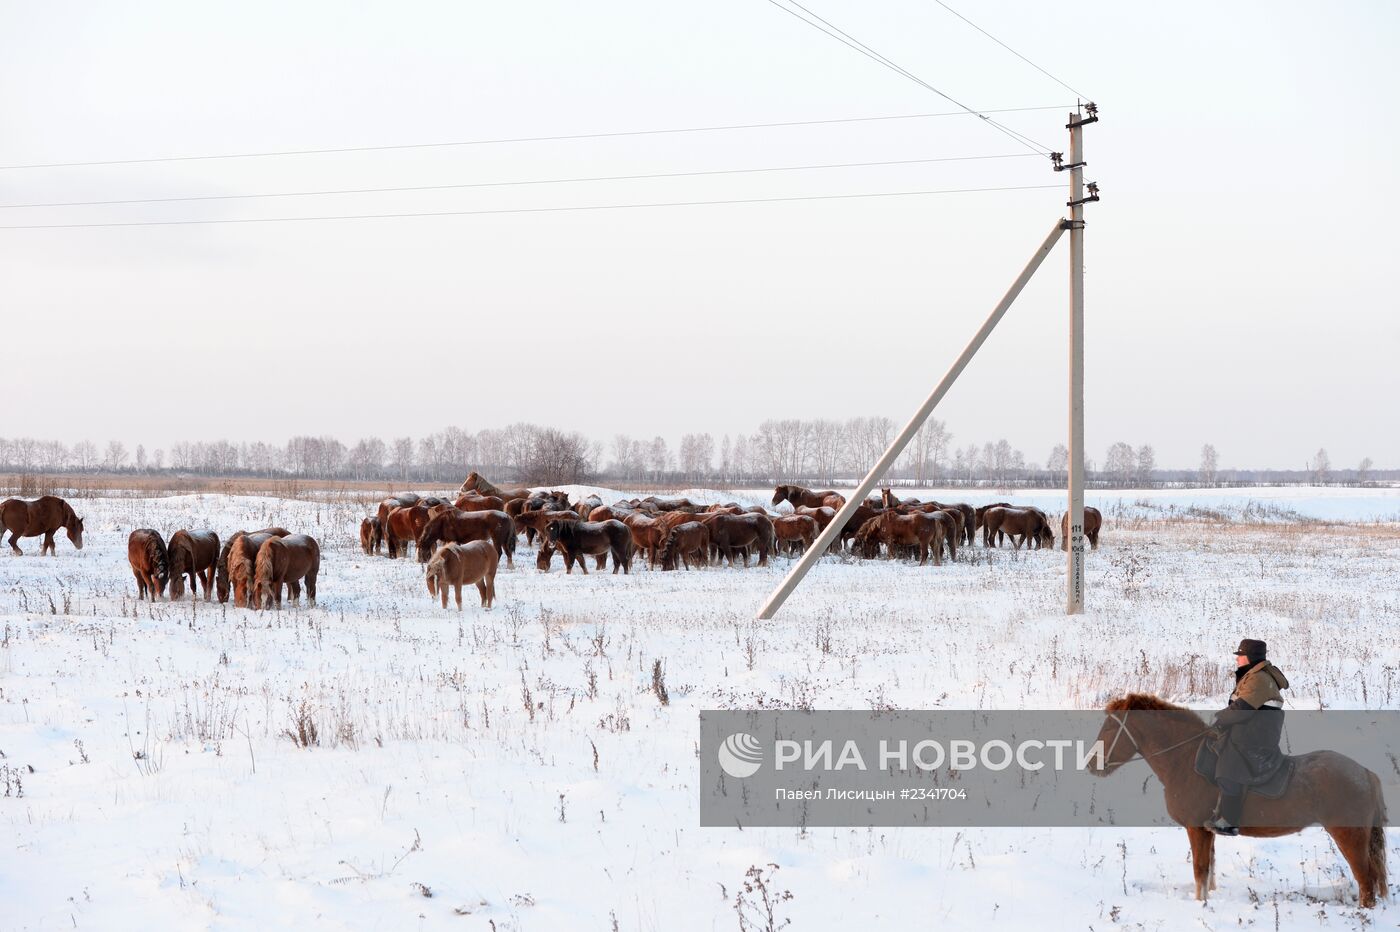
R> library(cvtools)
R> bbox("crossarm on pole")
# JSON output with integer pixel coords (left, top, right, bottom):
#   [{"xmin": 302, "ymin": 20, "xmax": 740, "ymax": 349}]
[{"xmin": 755, "ymin": 218, "xmax": 1069, "ymax": 620}]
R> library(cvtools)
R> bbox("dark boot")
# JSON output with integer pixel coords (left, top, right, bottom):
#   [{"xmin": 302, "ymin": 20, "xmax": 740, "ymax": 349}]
[{"xmin": 1203, "ymin": 791, "xmax": 1244, "ymax": 836}]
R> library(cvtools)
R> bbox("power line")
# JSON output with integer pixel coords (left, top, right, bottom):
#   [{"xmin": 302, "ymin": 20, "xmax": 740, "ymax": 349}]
[
  {"xmin": 762, "ymin": 0, "xmax": 1055, "ymax": 157},
  {"xmin": 0, "ymin": 153, "xmax": 1038, "ymax": 210},
  {"xmin": 0, "ymin": 107, "xmax": 1069, "ymax": 172},
  {"xmin": 0, "ymin": 183, "xmax": 1062, "ymax": 230},
  {"xmin": 929, "ymin": 0, "xmax": 1090, "ymax": 101}
]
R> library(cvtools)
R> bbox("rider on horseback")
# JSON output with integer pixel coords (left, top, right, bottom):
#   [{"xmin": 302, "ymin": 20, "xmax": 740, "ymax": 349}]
[{"xmin": 1204, "ymin": 638, "xmax": 1290, "ymax": 836}]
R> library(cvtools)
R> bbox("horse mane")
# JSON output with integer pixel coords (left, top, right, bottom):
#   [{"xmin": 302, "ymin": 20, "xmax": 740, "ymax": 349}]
[
  {"xmin": 551, "ymin": 519, "xmax": 579, "ymax": 544},
  {"xmin": 1105, "ymin": 693, "xmax": 1204, "ymax": 722},
  {"xmin": 168, "ymin": 533, "xmax": 189, "ymax": 576},
  {"xmin": 140, "ymin": 531, "xmax": 170, "ymax": 582},
  {"xmin": 253, "ymin": 536, "xmax": 281, "ymax": 590}
]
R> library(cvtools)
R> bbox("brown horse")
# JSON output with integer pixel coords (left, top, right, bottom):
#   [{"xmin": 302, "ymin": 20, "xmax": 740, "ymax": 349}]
[
  {"xmin": 425, "ymin": 540, "xmax": 499, "ymax": 610},
  {"xmin": 168, "ymin": 529, "xmax": 220, "ymax": 601},
  {"xmin": 853, "ymin": 511, "xmax": 944, "ymax": 566},
  {"xmin": 659, "ymin": 521, "xmax": 711, "ymax": 570},
  {"xmin": 1061, "ymin": 506, "xmax": 1103, "ymax": 550},
  {"xmin": 252, "ymin": 534, "xmax": 320, "ymax": 610},
  {"xmin": 709, "ymin": 514, "xmax": 775, "ymax": 568},
  {"xmin": 384, "ymin": 504, "xmax": 433, "ymax": 559},
  {"xmin": 454, "ymin": 493, "xmax": 506, "ymax": 513},
  {"xmin": 417, "ymin": 509, "xmax": 516, "ymax": 567},
  {"xmin": 127, "ymin": 529, "xmax": 169, "ymax": 600},
  {"xmin": 2, "ymin": 495, "xmax": 84, "ymax": 556},
  {"xmin": 1093, "ymin": 694, "xmax": 1388, "ymax": 907},
  {"xmin": 773, "ymin": 514, "xmax": 819, "ymax": 555},
  {"xmin": 974, "ymin": 502, "xmax": 1013, "ymax": 538},
  {"xmin": 982, "ymin": 506, "xmax": 1053, "ymax": 549},
  {"xmin": 459, "ymin": 471, "xmax": 532, "ymax": 501},
  {"xmin": 375, "ymin": 493, "xmax": 422, "ymax": 528},
  {"xmin": 622, "ymin": 513, "xmax": 668, "ymax": 569},
  {"xmin": 542, "ymin": 519, "xmax": 633, "ymax": 575},
  {"xmin": 515, "ymin": 508, "xmax": 580, "ymax": 548},
  {"xmin": 216, "ymin": 528, "xmax": 289, "ymax": 603},
  {"xmin": 772, "ymin": 485, "xmax": 845, "ymax": 511},
  {"xmin": 360, "ymin": 516, "xmax": 383, "ymax": 555}
]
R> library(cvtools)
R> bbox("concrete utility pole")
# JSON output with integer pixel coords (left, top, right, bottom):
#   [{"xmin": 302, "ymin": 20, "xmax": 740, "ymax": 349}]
[
  {"xmin": 756, "ymin": 220, "xmax": 1068, "ymax": 621},
  {"xmin": 1064, "ymin": 103, "xmax": 1098, "ymax": 614}
]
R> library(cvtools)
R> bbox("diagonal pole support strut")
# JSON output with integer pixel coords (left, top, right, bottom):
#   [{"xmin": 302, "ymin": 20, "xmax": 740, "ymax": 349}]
[{"xmin": 756, "ymin": 218, "xmax": 1069, "ymax": 620}]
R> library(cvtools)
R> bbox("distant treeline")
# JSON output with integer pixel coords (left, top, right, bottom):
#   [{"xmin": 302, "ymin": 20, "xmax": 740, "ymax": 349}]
[{"xmin": 0, "ymin": 421, "xmax": 1389, "ymax": 489}]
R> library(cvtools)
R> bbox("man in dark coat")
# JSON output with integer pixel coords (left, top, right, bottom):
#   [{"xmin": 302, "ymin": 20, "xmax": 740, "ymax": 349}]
[{"xmin": 1204, "ymin": 638, "xmax": 1290, "ymax": 835}]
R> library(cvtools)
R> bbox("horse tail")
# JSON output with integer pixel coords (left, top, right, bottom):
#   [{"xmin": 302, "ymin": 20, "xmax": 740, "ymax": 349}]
[
  {"xmin": 416, "ymin": 517, "xmax": 437, "ymax": 563},
  {"xmin": 503, "ymin": 516, "xmax": 517, "ymax": 558},
  {"xmin": 1370, "ymin": 771, "xmax": 1389, "ymax": 898}
]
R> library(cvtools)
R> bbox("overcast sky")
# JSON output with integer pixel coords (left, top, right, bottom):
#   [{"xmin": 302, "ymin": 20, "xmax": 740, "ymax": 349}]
[{"xmin": 2, "ymin": 0, "xmax": 1396, "ymax": 470}]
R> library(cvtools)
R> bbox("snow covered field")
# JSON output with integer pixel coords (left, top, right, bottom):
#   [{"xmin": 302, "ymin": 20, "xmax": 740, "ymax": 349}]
[{"xmin": 2, "ymin": 487, "xmax": 1399, "ymax": 930}]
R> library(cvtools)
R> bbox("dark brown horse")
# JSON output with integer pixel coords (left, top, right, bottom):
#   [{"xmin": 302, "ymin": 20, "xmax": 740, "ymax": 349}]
[
  {"xmin": 515, "ymin": 508, "xmax": 579, "ymax": 547},
  {"xmin": 772, "ymin": 485, "xmax": 845, "ymax": 511},
  {"xmin": 252, "ymin": 534, "xmax": 320, "ymax": 610},
  {"xmin": 217, "ymin": 528, "xmax": 290, "ymax": 603},
  {"xmin": 425, "ymin": 541, "xmax": 499, "ymax": 610},
  {"xmin": 542, "ymin": 519, "xmax": 633, "ymax": 574},
  {"xmin": 982, "ymin": 506, "xmax": 1053, "ymax": 549},
  {"xmin": 659, "ymin": 521, "xmax": 711, "ymax": 570},
  {"xmin": 127, "ymin": 529, "xmax": 169, "ymax": 600},
  {"xmin": 1061, "ymin": 506, "xmax": 1103, "ymax": 550},
  {"xmin": 360, "ymin": 516, "xmax": 383, "ymax": 555},
  {"xmin": 974, "ymin": 502, "xmax": 1013, "ymax": 538},
  {"xmin": 417, "ymin": 509, "xmax": 516, "ymax": 567},
  {"xmin": 459, "ymin": 471, "xmax": 532, "ymax": 501},
  {"xmin": 709, "ymin": 514, "xmax": 775, "ymax": 568},
  {"xmin": 168, "ymin": 529, "xmax": 220, "ymax": 601},
  {"xmin": 1093, "ymin": 694, "xmax": 1388, "ymax": 907},
  {"xmin": 384, "ymin": 504, "xmax": 433, "ymax": 559},
  {"xmin": 2, "ymin": 495, "xmax": 84, "ymax": 555}
]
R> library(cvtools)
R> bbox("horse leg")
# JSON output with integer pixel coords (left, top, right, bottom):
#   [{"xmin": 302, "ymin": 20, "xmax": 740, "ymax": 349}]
[
  {"xmin": 1327, "ymin": 825, "xmax": 1378, "ymax": 907},
  {"xmin": 134, "ymin": 570, "xmax": 146, "ymax": 600},
  {"xmin": 454, "ymin": 582, "xmax": 463, "ymax": 611},
  {"xmin": 306, "ymin": 571, "xmax": 316, "ymax": 608},
  {"xmin": 577, "ymin": 550, "xmax": 589, "ymax": 575},
  {"xmin": 43, "ymin": 531, "xmax": 56, "ymax": 556},
  {"xmin": 597, "ymin": 552, "xmax": 608, "ymax": 572},
  {"xmin": 7, "ymin": 530, "xmax": 20, "ymax": 555},
  {"xmin": 203, "ymin": 565, "xmax": 215, "ymax": 601},
  {"xmin": 1186, "ymin": 827, "xmax": 1213, "ymax": 901}
]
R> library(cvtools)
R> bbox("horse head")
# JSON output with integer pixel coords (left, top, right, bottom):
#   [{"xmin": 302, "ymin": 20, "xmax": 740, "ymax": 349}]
[
  {"xmin": 66, "ymin": 511, "xmax": 84, "ymax": 550},
  {"xmin": 771, "ymin": 486, "xmax": 789, "ymax": 506}
]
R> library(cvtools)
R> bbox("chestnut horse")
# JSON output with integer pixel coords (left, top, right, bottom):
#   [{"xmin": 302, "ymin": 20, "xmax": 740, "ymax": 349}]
[
  {"xmin": 417, "ymin": 509, "xmax": 516, "ymax": 568},
  {"xmin": 217, "ymin": 528, "xmax": 290, "ymax": 603},
  {"xmin": 622, "ymin": 513, "xmax": 667, "ymax": 569},
  {"xmin": 772, "ymin": 485, "xmax": 845, "ymax": 511},
  {"xmin": 425, "ymin": 541, "xmax": 499, "ymax": 610},
  {"xmin": 853, "ymin": 511, "xmax": 944, "ymax": 566},
  {"xmin": 1092, "ymin": 694, "xmax": 1388, "ymax": 907},
  {"xmin": 168, "ymin": 529, "xmax": 220, "ymax": 601},
  {"xmin": 773, "ymin": 514, "xmax": 819, "ymax": 555},
  {"xmin": 459, "ymin": 471, "xmax": 531, "ymax": 502},
  {"xmin": 127, "ymin": 528, "xmax": 169, "ymax": 600},
  {"xmin": 708, "ymin": 514, "xmax": 775, "ymax": 568},
  {"xmin": 454, "ymin": 493, "xmax": 506, "ymax": 513},
  {"xmin": 375, "ymin": 493, "xmax": 422, "ymax": 528},
  {"xmin": 1061, "ymin": 506, "xmax": 1103, "ymax": 550},
  {"xmin": 384, "ymin": 504, "xmax": 433, "ymax": 559},
  {"xmin": 2, "ymin": 495, "xmax": 84, "ymax": 556},
  {"xmin": 659, "ymin": 521, "xmax": 711, "ymax": 570},
  {"xmin": 542, "ymin": 519, "xmax": 633, "ymax": 575},
  {"xmin": 360, "ymin": 516, "xmax": 383, "ymax": 555},
  {"xmin": 252, "ymin": 534, "xmax": 320, "ymax": 610}
]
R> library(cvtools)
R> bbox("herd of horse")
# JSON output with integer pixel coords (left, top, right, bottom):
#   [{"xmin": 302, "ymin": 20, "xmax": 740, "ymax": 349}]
[
  {"xmin": 5, "ymin": 488, "xmax": 1393, "ymax": 909},
  {"xmin": 352, "ymin": 474, "xmax": 1107, "ymax": 609}
]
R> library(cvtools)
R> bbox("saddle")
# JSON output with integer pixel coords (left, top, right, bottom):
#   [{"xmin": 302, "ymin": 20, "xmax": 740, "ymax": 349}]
[{"xmin": 1194, "ymin": 740, "xmax": 1295, "ymax": 799}]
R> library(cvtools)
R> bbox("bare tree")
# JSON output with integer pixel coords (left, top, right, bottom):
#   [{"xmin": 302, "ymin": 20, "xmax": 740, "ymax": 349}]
[
  {"xmin": 1046, "ymin": 444, "xmax": 1069, "ymax": 483},
  {"xmin": 1104, "ymin": 442, "xmax": 1136, "ymax": 486},
  {"xmin": 1309, "ymin": 448, "xmax": 1331, "ymax": 485},
  {"xmin": 1135, "ymin": 444, "xmax": 1156, "ymax": 487},
  {"xmin": 909, "ymin": 418, "xmax": 951, "ymax": 484},
  {"xmin": 391, "ymin": 437, "xmax": 414, "ymax": 480},
  {"xmin": 1357, "ymin": 456, "xmax": 1373, "ymax": 485},
  {"xmin": 72, "ymin": 440, "xmax": 99, "ymax": 472},
  {"xmin": 1198, "ymin": 443, "xmax": 1219, "ymax": 486},
  {"xmin": 648, "ymin": 436, "xmax": 670, "ymax": 482},
  {"xmin": 104, "ymin": 440, "xmax": 129, "ymax": 472}
]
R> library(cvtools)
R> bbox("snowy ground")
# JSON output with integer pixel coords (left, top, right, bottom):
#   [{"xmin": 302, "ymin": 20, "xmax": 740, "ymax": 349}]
[{"xmin": 2, "ymin": 487, "xmax": 1399, "ymax": 930}]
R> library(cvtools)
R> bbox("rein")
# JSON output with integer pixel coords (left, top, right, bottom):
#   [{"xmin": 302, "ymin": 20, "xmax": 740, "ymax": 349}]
[{"xmin": 1105, "ymin": 711, "xmax": 1214, "ymax": 766}]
